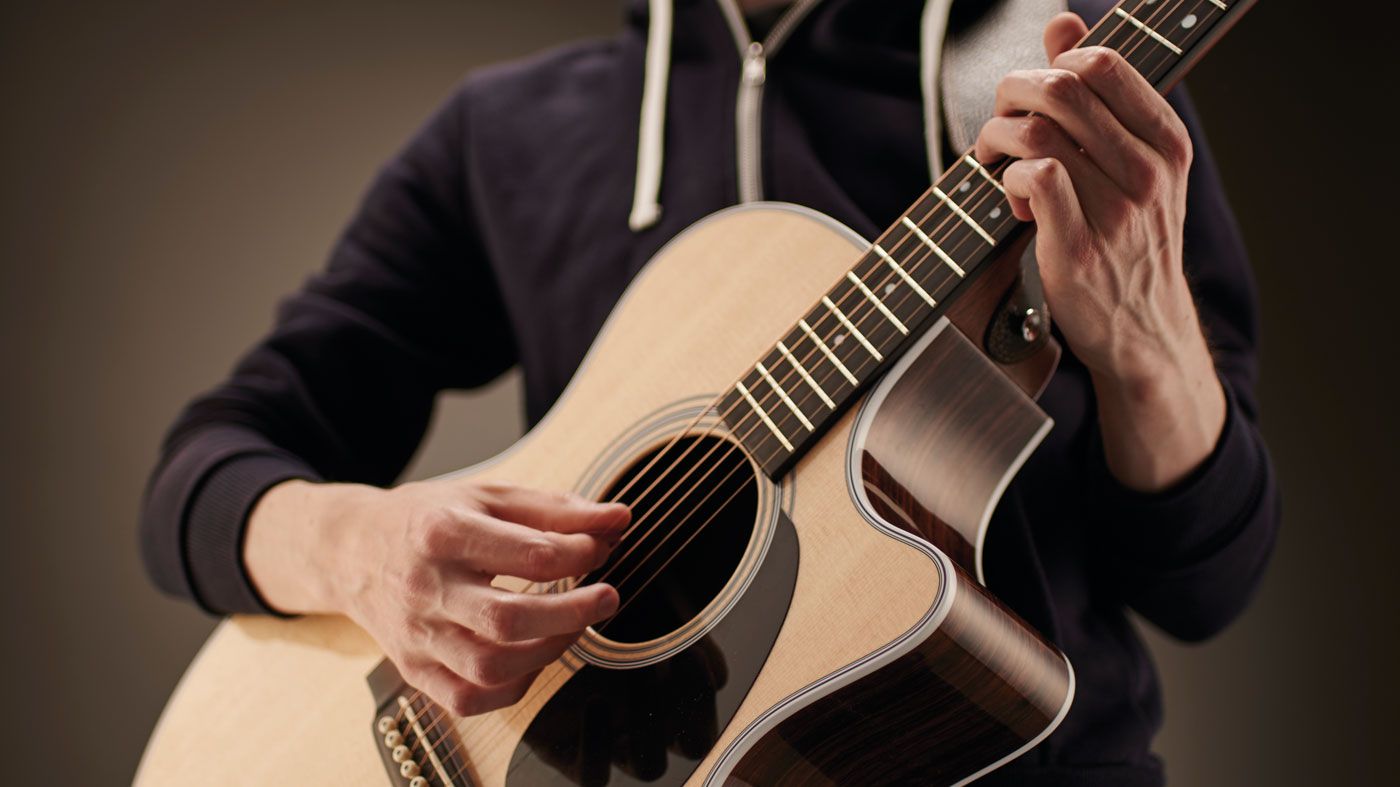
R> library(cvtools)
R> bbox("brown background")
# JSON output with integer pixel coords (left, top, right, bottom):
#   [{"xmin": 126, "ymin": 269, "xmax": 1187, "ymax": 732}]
[{"xmin": 1, "ymin": 0, "xmax": 1394, "ymax": 784}]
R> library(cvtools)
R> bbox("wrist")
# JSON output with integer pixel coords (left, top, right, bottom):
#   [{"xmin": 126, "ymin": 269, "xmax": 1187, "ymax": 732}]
[
  {"xmin": 1089, "ymin": 326, "xmax": 1226, "ymax": 492},
  {"xmin": 245, "ymin": 479, "xmax": 378, "ymax": 616}
]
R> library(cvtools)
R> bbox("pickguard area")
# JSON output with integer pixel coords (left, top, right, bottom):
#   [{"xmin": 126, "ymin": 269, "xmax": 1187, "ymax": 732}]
[{"xmin": 506, "ymin": 512, "xmax": 800, "ymax": 787}]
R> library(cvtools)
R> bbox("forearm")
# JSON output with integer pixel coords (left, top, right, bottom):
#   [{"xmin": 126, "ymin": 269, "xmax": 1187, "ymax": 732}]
[{"xmin": 1090, "ymin": 317, "xmax": 1226, "ymax": 493}]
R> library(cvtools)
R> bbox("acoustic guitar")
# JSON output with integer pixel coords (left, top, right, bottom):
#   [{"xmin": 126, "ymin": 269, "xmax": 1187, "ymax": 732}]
[{"xmin": 137, "ymin": 1, "xmax": 1254, "ymax": 784}]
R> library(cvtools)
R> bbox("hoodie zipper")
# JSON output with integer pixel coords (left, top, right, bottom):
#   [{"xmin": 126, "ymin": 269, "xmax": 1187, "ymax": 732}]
[{"xmin": 722, "ymin": 0, "xmax": 822, "ymax": 204}]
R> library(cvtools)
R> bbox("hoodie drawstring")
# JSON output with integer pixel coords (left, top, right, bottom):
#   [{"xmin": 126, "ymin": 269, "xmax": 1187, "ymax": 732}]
[
  {"xmin": 629, "ymin": 0, "xmax": 953, "ymax": 233},
  {"xmin": 920, "ymin": 0, "xmax": 955, "ymax": 183},
  {"xmin": 628, "ymin": 0, "xmax": 673, "ymax": 231}
]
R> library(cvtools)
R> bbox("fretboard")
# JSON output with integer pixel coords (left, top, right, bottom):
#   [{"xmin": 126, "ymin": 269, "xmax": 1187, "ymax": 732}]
[{"xmin": 720, "ymin": 0, "xmax": 1255, "ymax": 478}]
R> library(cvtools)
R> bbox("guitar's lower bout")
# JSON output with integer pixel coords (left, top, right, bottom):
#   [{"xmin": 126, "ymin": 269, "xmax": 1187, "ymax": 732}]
[
  {"xmin": 507, "ymin": 511, "xmax": 800, "ymax": 787},
  {"xmin": 722, "ymin": 564, "xmax": 1073, "ymax": 786}
]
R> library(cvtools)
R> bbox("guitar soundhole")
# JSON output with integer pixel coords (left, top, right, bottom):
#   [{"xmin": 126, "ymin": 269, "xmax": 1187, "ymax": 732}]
[{"xmin": 580, "ymin": 434, "xmax": 758, "ymax": 645}]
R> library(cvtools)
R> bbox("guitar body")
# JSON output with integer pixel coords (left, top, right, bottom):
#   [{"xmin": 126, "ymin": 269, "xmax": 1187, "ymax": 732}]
[{"xmin": 137, "ymin": 204, "xmax": 1073, "ymax": 787}]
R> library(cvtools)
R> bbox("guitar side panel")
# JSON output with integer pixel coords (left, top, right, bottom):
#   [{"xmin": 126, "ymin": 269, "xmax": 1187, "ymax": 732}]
[
  {"xmin": 722, "ymin": 565, "xmax": 1073, "ymax": 786},
  {"xmin": 709, "ymin": 318, "xmax": 1072, "ymax": 786}
]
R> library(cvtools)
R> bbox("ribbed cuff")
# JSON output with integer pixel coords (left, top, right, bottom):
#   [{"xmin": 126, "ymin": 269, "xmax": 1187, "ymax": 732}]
[
  {"xmin": 1092, "ymin": 379, "xmax": 1267, "ymax": 571},
  {"xmin": 184, "ymin": 452, "xmax": 321, "ymax": 616}
]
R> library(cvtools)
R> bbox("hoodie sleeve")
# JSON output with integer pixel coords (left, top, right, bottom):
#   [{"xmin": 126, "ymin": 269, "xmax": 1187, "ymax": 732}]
[
  {"xmin": 139, "ymin": 82, "xmax": 517, "ymax": 615},
  {"xmin": 1087, "ymin": 87, "xmax": 1280, "ymax": 642}
]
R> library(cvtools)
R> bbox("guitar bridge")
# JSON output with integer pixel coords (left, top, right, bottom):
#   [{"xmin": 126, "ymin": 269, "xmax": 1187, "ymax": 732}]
[{"xmin": 367, "ymin": 659, "xmax": 474, "ymax": 787}]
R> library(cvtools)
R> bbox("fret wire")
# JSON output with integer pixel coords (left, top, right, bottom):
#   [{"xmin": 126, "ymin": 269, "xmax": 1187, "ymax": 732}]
[
  {"xmin": 731, "ymin": 0, "xmax": 1218, "ymax": 460},
  {"xmin": 834, "ymin": 271, "xmax": 907, "ymax": 355},
  {"xmin": 1155, "ymin": 1, "xmax": 1221, "ymax": 78},
  {"xmin": 726, "ymin": 149, "xmax": 1018, "ymax": 461},
  {"xmin": 734, "ymin": 380, "xmax": 794, "ymax": 452},
  {"xmin": 851, "ymin": 252, "xmax": 926, "ymax": 334},
  {"xmin": 453, "ymin": 19, "xmax": 1246, "ymax": 736},
  {"xmin": 797, "ymin": 318, "xmax": 858, "ymax": 385},
  {"xmin": 820, "ymin": 295, "xmax": 882, "ymax": 361},
  {"xmin": 776, "ymin": 340, "xmax": 836, "ymax": 409},
  {"xmin": 741, "ymin": 176, "xmax": 1012, "ymax": 457},
  {"xmin": 739, "ymin": 0, "xmax": 1214, "ymax": 459},
  {"xmin": 1116, "ymin": 0, "xmax": 1226, "ymax": 86},
  {"xmin": 846, "ymin": 271, "xmax": 909, "ymax": 334},
  {"xmin": 1112, "ymin": 6, "xmax": 1183, "ymax": 55},
  {"xmin": 1109, "ymin": 4, "xmax": 1179, "ymax": 78},
  {"xmin": 900, "ymin": 216, "xmax": 966, "ymax": 277},
  {"xmin": 735, "ymin": 183, "xmax": 1020, "ymax": 464},
  {"xmin": 872, "ymin": 242, "xmax": 938, "ymax": 308},
  {"xmin": 755, "ymin": 361, "xmax": 815, "ymax": 432},
  {"xmin": 751, "ymin": 0, "xmax": 1219, "ymax": 445},
  {"xmin": 932, "ymin": 186, "xmax": 997, "ymax": 246}
]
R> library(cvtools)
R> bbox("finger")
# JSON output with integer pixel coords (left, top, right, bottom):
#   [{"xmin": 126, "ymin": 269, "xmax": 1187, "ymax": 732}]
[
  {"xmin": 975, "ymin": 116, "xmax": 1118, "ymax": 218},
  {"xmin": 453, "ymin": 581, "xmax": 619, "ymax": 642},
  {"xmin": 993, "ymin": 68, "xmax": 1159, "ymax": 196},
  {"xmin": 458, "ymin": 512, "xmax": 616, "ymax": 580},
  {"xmin": 480, "ymin": 483, "xmax": 631, "ymax": 535},
  {"xmin": 428, "ymin": 623, "xmax": 579, "ymax": 688},
  {"xmin": 1051, "ymin": 47, "xmax": 1192, "ymax": 165},
  {"xmin": 1002, "ymin": 157, "xmax": 1089, "ymax": 240},
  {"xmin": 408, "ymin": 661, "xmax": 539, "ymax": 718},
  {"xmin": 1043, "ymin": 11, "xmax": 1089, "ymax": 62}
]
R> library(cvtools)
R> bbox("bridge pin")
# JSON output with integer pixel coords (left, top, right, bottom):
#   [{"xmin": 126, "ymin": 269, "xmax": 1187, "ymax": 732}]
[
  {"xmin": 376, "ymin": 716, "xmax": 394, "ymax": 735},
  {"xmin": 384, "ymin": 730, "xmax": 403, "ymax": 748},
  {"xmin": 399, "ymin": 760, "xmax": 420, "ymax": 779},
  {"xmin": 391, "ymin": 744, "xmax": 410, "ymax": 763}
]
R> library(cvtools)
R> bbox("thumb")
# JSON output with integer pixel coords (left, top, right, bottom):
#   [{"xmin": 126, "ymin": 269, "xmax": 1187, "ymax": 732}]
[{"xmin": 1044, "ymin": 12, "xmax": 1090, "ymax": 63}]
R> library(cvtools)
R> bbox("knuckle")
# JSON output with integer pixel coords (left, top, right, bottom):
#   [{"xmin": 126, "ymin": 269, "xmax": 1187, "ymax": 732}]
[
  {"xmin": 398, "ymin": 564, "xmax": 438, "ymax": 606},
  {"xmin": 468, "ymin": 651, "xmax": 510, "ymax": 686},
  {"xmin": 1081, "ymin": 47, "xmax": 1120, "ymax": 79},
  {"xmin": 1041, "ymin": 70, "xmax": 1082, "ymax": 106},
  {"xmin": 398, "ymin": 660, "xmax": 434, "ymax": 691},
  {"xmin": 522, "ymin": 537, "xmax": 563, "ymax": 577},
  {"xmin": 1126, "ymin": 156, "xmax": 1160, "ymax": 196},
  {"xmin": 447, "ymin": 684, "xmax": 481, "ymax": 717},
  {"xmin": 479, "ymin": 597, "xmax": 522, "ymax": 641},
  {"xmin": 1032, "ymin": 158, "xmax": 1064, "ymax": 187},
  {"xmin": 1165, "ymin": 122, "xmax": 1193, "ymax": 165},
  {"xmin": 411, "ymin": 511, "xmax": 458, "ymax": 557},
  {"xmin": 1019, "ymin": 117, "xmax": 1053, "ymax": 150}
]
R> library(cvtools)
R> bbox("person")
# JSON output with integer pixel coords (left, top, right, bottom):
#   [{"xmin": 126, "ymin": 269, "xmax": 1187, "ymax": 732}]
[{"xmin": 139, "ymin": 0, "xmax": 1279, "ymax": 783}]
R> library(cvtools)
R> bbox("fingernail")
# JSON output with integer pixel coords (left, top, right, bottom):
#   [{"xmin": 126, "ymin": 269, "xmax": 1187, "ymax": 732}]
[{"xmin": 597, "ymin": 588, "xmax": 619, "ymax": 617}]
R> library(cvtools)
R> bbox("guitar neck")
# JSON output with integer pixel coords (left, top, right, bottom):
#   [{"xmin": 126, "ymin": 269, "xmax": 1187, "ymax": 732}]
[{"xmin": 719, "ymin": 0, "xmax": 1257, "ymax": 478}]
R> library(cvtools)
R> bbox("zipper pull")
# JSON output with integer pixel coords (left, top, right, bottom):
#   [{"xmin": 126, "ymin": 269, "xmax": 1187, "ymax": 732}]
[{"xmin": 743, "ymin": 41, "xmax": 766, "ymax": 86}]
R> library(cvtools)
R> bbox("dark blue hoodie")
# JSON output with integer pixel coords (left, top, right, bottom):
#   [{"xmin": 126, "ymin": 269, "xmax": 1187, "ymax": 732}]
[{"xmin": 140, "ymin": 0, "xmax": 1279, "ymax": 783}]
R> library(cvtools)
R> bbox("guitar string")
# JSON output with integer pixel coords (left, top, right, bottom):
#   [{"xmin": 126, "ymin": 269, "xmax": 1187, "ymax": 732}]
[
  {"xmin": 398, "ymin": 0, "xmax": 1208, "ymax": 772},
  {"xmin": 422, "ymin": 179, "xmax": 1008, "ymax": 767},
  {"xmin": 475, "ymin": 0, "xmax": 1211, "ymax": 773},
  {"xmin": 733, "ymin": 0, "xmax": 1210, "ymax": 474},
  {"xmin": 431, "ymin": 156, "xmax": 1021, "ymax": 768},
  {"xmin": 577, "ymin": 0, "xmax": 1196, "ymax": 597},
  {"xmin": 407, "ymin": 0, "xmax": 1186, "ymax": 765},
  {"xmin": 390, "ymin": 150, "xmax": 1006, "ymax": 765},
  {"xmin": 574, "ymin": 0, "xmax": 1200, "ymax": 593},
  {"xmin": 582, "ymin": 175, "xmax": 1004, "ymax": 588},
  {"xmin": 395, "ymin": 0, "xmax": 1191, "ymax": 768}
]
